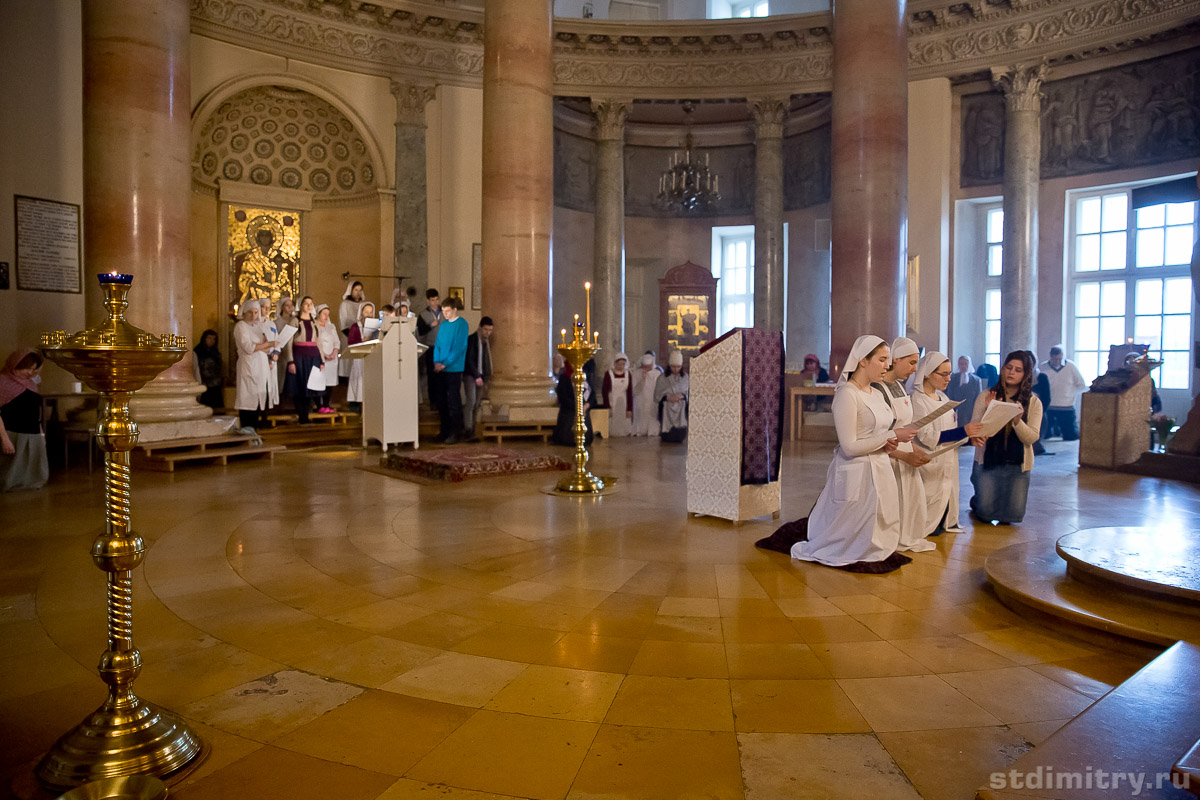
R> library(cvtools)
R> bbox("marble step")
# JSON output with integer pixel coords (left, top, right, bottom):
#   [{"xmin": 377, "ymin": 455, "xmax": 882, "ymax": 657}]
[{"xmin": 1056, "ymin": 527, "xmax": 1200, "ymax": 605}]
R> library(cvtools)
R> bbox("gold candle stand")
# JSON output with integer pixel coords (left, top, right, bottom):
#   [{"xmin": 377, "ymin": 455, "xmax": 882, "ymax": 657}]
[
  {"xmin": 36, "ymin": 274, "xmax": 204, "ymax": 790},
  {"xmin": 554, "ymin": 330, "xmax": 606, "ymax": 494}
]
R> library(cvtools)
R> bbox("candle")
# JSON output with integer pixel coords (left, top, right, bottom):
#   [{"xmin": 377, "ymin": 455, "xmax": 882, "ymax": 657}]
[
  {"xmin": 98, "ymin": 272, "xmax": 133, "ymax": 285},
  {"xmin": 584, "ymin": 281, "xmax": 592, "ymax": 336},
  {"xmin": 561, "ymin": 328, "xmax": 567, "ymax": 344},
  {"xmin": 593, "ymin": 331, "xmax": 598, "ymax": 344}
]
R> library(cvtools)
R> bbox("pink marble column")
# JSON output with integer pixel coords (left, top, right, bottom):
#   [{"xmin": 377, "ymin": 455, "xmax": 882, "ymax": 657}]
[
  {"xmin": 829, "ymin": 0, "xmax": 908, "ymax": 371},
  {"xmin": 481, "ymin": 0, "xmax": 556, "ymax": 410},
  {"xmin": 83, "ymin": 0, "xmax": 208, "ymax": 422}
]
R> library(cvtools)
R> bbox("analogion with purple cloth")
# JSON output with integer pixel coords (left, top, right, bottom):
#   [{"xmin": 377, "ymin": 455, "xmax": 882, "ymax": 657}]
[{"xmin": 738, "ymin": 329, "xmax": 784, "ymax": 485}]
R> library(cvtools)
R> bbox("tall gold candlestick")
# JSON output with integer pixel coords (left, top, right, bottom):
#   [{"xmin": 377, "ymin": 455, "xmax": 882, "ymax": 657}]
[
  {"xmin": 584, "ymin": 281, "xmax": 592, "ymax": 340},
  {"xmin": 554, "ymin": 334, "xmax": 605, "ymax": 494},
  {"xmin": 36, "ymin": 274, "xmax": 204, "ymax": 790}
]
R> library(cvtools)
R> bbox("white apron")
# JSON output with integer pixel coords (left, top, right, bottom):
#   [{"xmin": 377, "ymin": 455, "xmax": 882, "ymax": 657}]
[
  {"xmin": 233, "ymin": 319, "xmax": 270, "ymax": 411},
  {"xmin": 607, "ymin": 371, "xmax": 632, "ymax": 437},
  {"xmin": 878, "ymin": 380, "xmax": 935, "ymax": 553},
  {"xmin": 258, "ymin": 317, "xmax": 279, "ymax": 408},
  {"xmin": 792, "ymin": 385, "xmax": 902, "ymax": 567},
  {"xmin": 912, "ymin": 388, "xmax": 963, "ymax": 534},
  {"xmin": 655, "ymin": 371, "xmax": 689, "ymax": 433},
  {"xmin": 347, "ymin": 323, "xmax": 377, "ymax": 404},
  {"xmin": 316, "ymin": 321, "xmax": 340, "ymax": 390},
  {"xmin": 632, "ymin": 367, "xmax": 661, "ymax": 436},
  {"xmin": 337, "ymin": 298, "xmax": 358, "ymax": 378}
]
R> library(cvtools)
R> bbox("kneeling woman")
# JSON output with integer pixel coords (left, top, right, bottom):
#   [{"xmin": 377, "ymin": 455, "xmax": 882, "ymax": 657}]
[
  {"xmin": 912, "ymin": 352, "xmax": 983, "ymax": 534},
  {"xmin": 791, "ymin": 336, "xmax": 917, "ymax": 572},
  {"xmin": 969, "ymin": 350, "xmax": 1043, "ymax": 525}
]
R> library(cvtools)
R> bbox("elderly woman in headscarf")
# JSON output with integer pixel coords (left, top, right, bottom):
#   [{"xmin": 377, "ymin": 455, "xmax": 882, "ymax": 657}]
[
  {"xmin": 874, "ymin": 338, "xmax": 934, "ymax": 553},
  {"xmin": 777, "ymin": 335, "xmax": 918, "ymax": 573},
  {"xmin": 945, "ymin": 355, "xmax": 983, "ymax": 410},
  {"xmin": 233, "ymin": 303, "xmax": 276, "ymax": 429},
  {"xmin": 631, "ymin": 351, "xmax": 662, "ymax": 437},
  {"xmin": 601, "ymin": 353, "xmax": 633, "ymax": 437},
  {"xmin": 912, "ymin": 352, "xmax": 984, "ymax": 535},
  {"xmin": 346, "ymin": 300, "xmax": 377, "ymax": 413},
  {"xmin": 314, "ymin": 303, "xmax": 340, "ymax": 413},
  {"xmin": 192, "ymin": 329, "xmax": 223, "ymax": 410},
  {"xmin": 654, "ymin": 350, "xmax": 690, "ymax": 443},
  {"xmin": 0, "ymin": 348, "xmax": 49, "ymax": 491}
]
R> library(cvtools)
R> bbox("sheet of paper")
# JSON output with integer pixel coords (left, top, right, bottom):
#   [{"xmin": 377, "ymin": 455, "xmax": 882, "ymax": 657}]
[
  {"xmin": 979, "ymin": 400, "xmax": 1024, "ymax": 437},
  {"xmin": 276, "ymin": 323, "xmax": 298, "ymax": 345},
  {"xmin": 910, "ymin": 399, "xmax": 961, "ymax": 430},
  {"xmin": 916, "ymin": 437, "xmax": 969, "ymax": 459},
  {"xmin": 363, "ymin": 317, "xmax": 381, "ymax": 330},
  {"xmin": 306, "ymin": 365, "xmax": 325, "ymax": 391}
]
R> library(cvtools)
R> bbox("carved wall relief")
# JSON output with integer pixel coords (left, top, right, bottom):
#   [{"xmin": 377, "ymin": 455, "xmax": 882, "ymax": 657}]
[
  {"xmin": 962, "ymin": 48, "xmax": 1200, "ymax": 187},
  {"xmin": 783, "ymin": 123, "xmax": 832, "ymax": 210},
  {"xmin": 554, "ymin": 130, "xmax": 597, "ymax": 212}
]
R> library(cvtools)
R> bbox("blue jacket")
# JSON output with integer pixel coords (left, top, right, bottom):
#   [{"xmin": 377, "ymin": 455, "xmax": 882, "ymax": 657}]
[{"xmin": 432, "ymin": 316, "xmax": 468, "ymax": 373}]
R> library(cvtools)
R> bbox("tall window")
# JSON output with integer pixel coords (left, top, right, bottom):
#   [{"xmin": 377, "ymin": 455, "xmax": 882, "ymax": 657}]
[
  {"xmin": 983, "ymin": 205, "xmax": 1003, "ymax": 368},
  {"xmin": 731, "ymin": 0, "xmax": 769, "ymax": 16},
  {"xmin": 717, "ymin": 232, "xmax": 754, "ymax": 333},
  {"xmin": 1068, "ymin": 185, "xmax": 1195, "ymax": 391}
]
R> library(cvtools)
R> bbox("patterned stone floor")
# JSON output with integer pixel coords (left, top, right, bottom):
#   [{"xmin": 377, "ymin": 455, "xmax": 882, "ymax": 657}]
[{"xmin": 3, "ymin": 436, "xmax": 1197, "ymax": 800}]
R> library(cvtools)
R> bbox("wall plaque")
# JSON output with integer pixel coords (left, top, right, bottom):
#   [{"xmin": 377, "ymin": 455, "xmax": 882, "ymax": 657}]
[{"xmin": 14, "ymin": 195, "xmax": 81, "ymax": 294}]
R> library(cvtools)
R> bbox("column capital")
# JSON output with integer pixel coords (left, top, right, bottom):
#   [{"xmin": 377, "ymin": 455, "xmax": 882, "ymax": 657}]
[
  {"xmin": 749, "ymin": 95, "xmax": 789, "ymax": 139},
  {"xmin": 590, "ymin": 98, "xmax": 631, "ymax": 141},
  {"xmin": 390, "ymin": 78, "xmax": 437, "ymax": 125},
  {"xmin": 990, "ymin": 61, "xmax": 1047, "ymax": 112}
]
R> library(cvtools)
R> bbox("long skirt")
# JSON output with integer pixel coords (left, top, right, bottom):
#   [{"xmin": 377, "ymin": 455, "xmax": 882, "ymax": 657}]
[
  {"xmin": 2, "ymin": 431, "xmax": 49, "ymax": 491},
  {"xmin": 969, "ymin": 462, "xmax": 1030, "ymax": 523}
]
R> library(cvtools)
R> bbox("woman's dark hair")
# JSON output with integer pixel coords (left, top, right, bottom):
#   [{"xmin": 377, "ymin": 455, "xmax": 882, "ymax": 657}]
[
  {"xmin": 346, "ymin": 281, "xmax": 362, "ymax": 299},
  {"xmin": 992, "ymin": 350, "xmax": 1034, "ymax": 408},
  {"xmin": 194, "ymin": 329, "xmax": 220, "ymax": 355},
  {"xmin": 865, "ymin": 342, "xmax": 888, "ymax": 361},
  {"xmin": 298, "ymin": 296, "xmax": 314, "ymax": 317},
  {"xmin": 15, "ymin": 352, "xmax": 43, "ymax": 371},
  {"xmin": 442, "ymin": 295, "xmax": 463, "ymax": 311}
]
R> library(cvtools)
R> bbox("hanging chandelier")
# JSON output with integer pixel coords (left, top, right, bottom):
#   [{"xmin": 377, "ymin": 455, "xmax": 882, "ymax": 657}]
[{"xmin": 654, "ymin": 101, "xmax": 721, "ymax": 215}]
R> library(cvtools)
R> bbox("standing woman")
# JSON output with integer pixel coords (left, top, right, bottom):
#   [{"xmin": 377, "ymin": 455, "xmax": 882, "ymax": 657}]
[
  {"xmin": 790, "ymin": 336, "xmax": 917, "ymax": 572},
  {"xmin": 0, "ymin": 348, "xmax": 49, "ymax": 491},
  {"xmin": 314, "ymin": 304, "xmax": 340, "ymax": 413},
  {"xmin": 346, "ymin": 301, "xmax": 377, "ymax": 413},
  {"xmin": 969, "ymin": 350, "xmax": 1043, "ymax": 525},
  {"xmin": 192, "ymin": 329, "xmax": 224, "ymax": 410},
  {"xmin": 912, "ymin": 352, "xmax": 983, "ymax": 535},
  {"xmin": 285, "ymin": 295, "xmax": 320, "ymax": 424},
  {"xmin": 654, "ymin": 350, "xmax": 690, "ymax": 443},
  {"xmin": 601, "ymin": 353, "xmax": 633, "ymax": 437},
  {"xmin": 875, "ymin": 337, "xmax": 934, "ymax": 553},
  {"xmin": 276, "ymin": 296, "xmax": 297, "ymax": 400},
  {"xmin": 257, "ymin": 297, "xmax": 280, "ymax": 413},
  {"xmin": 338, "ymin": 280, "xmax": 363, "ymax": 383},
  {"xmin": 233, "ymin": 304, "xmax": 275, "ymax": 429}
]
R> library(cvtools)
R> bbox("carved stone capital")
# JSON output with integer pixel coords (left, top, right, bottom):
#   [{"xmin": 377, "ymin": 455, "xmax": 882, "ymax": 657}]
[
  {"xmin": 590, "ymin": 98, "xmax": 631, "ymax": 141},
  {"xmin": 390, "ymin": 79, "xmax": 437, "ymax": 125},
  {"xmin": 991, "ymin": 61, "xmax": 1048, "ymax": 112},
  {"xmin": 749, "ymin": 96, "xmax": 789, "ymax": 139}
]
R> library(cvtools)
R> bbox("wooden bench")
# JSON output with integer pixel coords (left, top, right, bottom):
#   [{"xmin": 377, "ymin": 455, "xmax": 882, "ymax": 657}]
[
  {"xmin": 134, "ymin": 434, "xmax": 286, "ymax": 472},
  {"xmin": 481, "ymin": 421, "xmax": 554, "ymax": 444},
  {"xmin": 264, "ymin": 410, "xmax": 359, "ymax": 427}
]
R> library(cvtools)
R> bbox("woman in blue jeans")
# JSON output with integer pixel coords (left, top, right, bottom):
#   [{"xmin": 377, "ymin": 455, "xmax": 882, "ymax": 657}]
[{"xmin": 968, "ymin": 350, "xmax": 1043, "ymax": 525}]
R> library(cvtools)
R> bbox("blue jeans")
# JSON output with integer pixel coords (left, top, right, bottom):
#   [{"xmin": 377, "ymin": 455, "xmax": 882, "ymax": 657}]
[
  {"xmin": 969, "ymin": 462, "xmax": 1030, "ymax": 523},
  {"xmin": 1044, "ymin": 406, "xmax": 1078, "ymax": 440}
]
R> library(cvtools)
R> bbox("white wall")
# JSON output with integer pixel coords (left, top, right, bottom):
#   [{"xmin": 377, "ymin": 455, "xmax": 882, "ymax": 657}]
[{"xmin": 907, "ymin": 78, "xmax": 953, "ymax": 356}]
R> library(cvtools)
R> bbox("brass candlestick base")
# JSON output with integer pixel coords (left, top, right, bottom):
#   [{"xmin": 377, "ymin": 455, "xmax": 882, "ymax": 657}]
[
  {"xmin": 36, "ymin": 274, "xmax": 203, "ymax": 791},
  {"xmin": 555, "ymin": 338, "xmax": 605, "ymax": 494}
]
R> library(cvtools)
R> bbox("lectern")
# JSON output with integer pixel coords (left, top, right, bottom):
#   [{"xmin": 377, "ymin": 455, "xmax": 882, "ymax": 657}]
[{"xmin": 349, "ymin": 317, "xmax": 420, "ymax": 450}]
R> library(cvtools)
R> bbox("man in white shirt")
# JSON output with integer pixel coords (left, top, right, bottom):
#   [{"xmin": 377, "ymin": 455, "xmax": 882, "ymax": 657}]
[{"xmin": 1040, "ymin": 345, "xmax": 1087, "ymax": 441}]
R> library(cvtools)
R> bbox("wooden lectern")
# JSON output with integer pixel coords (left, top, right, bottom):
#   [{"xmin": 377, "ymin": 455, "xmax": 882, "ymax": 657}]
[{"xmin": 348, "ymin": 317, "xmax": 420, "ymax": 450}]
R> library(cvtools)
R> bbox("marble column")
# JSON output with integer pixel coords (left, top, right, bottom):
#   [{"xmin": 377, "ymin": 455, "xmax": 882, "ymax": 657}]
[
  {"xmin": 391, "ymin": 79, "xmax": 436, "ymax": 303},
  {"xmin": 591, "ymin": 98, "xmax": 631, "ymax": 369},
  {"xmin": 750, "ymin": 95, "xmax": 788, "ymax": 332},
  {"xmin": 83, "ymin": 0, "xmax": 209, "ymax": 423},
  {"xmin": 993, "ymin": 62, "xmax": 1046, "ymax": 357},
  {"xmin": 829, "ymin": 0, "xmax": 908, "ymax": 372},
  {"xmin": 481, "ymin": 0, "xmax": 556, "ymax": 411}
]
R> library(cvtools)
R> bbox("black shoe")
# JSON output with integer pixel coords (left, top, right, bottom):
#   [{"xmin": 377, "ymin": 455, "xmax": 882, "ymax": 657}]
[{"xmin": 443, "ymin": 435, "xmax": 461, "ymax": 445}]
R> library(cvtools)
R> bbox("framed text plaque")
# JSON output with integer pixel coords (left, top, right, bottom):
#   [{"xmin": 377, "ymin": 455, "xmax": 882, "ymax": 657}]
[{"xmin": 15, "ymin": 195, "xmax": 82, "ymax": 294}]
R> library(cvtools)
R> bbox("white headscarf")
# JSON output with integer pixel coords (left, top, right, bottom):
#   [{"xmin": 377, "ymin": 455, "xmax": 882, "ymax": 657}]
[
  {"xmin": 641, "ymin": 353, "xmax": 655, "ymax": 367},
  {"xmin": 668, "ymin": 350, "xmax": 683, "ymax": 367},
  {"xmin": 913, "ymin": 351, "xmax": 949, "ymax": 392},
  {"xmin": 837, "ymin": 335, "xmax": 886, "ymax": 387},
  {"xmin": 357, "ymin": 301, "xmax": 376, "ymax": 326},
  {"xmin": 344, "ymin": 279, "xmax": 361, "ymax": 300},
  {"xmin": 889, "ymin": 337, "xmax": 919, "ymax": 367},
  {"xmin": 611, "ymin": 353, "xmax": 628, "ymax": 372},
  {"xmin": 957, "ymin": 355, "xmax": 974, "ymax": 386}
]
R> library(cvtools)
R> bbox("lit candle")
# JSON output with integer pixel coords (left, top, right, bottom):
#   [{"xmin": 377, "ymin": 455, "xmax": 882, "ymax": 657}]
[
  {"xmin": 584, "ymin": 281, "xmax": 592, "ymax": 336},
  {"xmin": 593, "ymin": 331, "xmax": 598, "ymax": 344},
  {"xmin": 561, "ymin": 328, "xmax": 567, "ymax": 344}
]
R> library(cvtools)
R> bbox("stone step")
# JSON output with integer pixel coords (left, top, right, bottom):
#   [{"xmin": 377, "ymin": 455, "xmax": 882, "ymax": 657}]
[
  {"xmin": 135, "ymin": 443, "xmax": 286, "ymax": 472},
  {"xmin": 1056, "ymin": 527, "xmax": 1200, "ymax": 605}
]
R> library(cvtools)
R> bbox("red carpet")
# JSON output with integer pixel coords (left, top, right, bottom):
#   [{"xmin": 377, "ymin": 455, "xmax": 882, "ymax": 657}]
[{"xmin": 379, "ymin": 445, "xmax": 569, "ymax": 483}]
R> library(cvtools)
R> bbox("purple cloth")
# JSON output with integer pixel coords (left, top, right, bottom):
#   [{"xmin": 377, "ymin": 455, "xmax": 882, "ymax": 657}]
[{"xmin": 740, "ymin": 329, "xmax": 784, "ymax": 485}]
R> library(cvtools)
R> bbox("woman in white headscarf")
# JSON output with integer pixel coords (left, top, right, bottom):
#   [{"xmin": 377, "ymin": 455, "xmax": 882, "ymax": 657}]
[
  {"xmin": 346, "ymin": 300, "xmax": 377, "ymax": 412},
  {"xmin": 602, "ymin": 353, "xmax": 633, "ymax": 437},
  {"xmin": 314, "ymin": 303, "xmax": 340, "ymax": 413},
  {"xmin": 257, "ymin": 297, "xmax": 280, "ymax": 411},
  {"xmin": 233, "ymin": 304, "xmax": 276, "ymax": 429},
  {"xmin": 875, "ymin": 337, "xmax": 935, "ymax": 554},
  {"xmin": 912, "ymin": 351, "xmax": 984, "ymax": 535},
  {"xmin": 337, "ymin": 280, "xmax": 363, "ymax": 381},
  {"xmin": 788, "ymin": 336, "xmax": 918, "ymax": 572},
  {"xmin": 654, "ymin": 350, "xmax": 689, "ymax": 443},
  {"xmin": 631, "ymin": 351, "xmax": 663, "ymax": 437}
]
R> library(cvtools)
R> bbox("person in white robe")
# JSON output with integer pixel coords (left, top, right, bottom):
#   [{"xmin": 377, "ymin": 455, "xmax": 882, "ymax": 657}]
[
  {"xmin": 347, "ymin": 301, "xmax": 377, "ymax": 411},
  {"xmin": 314, "ymin": 304, "xmax": 340, "ymax": 413},
  {"xmin": 791, "ymin": 335, "xmax": 918, "ymax": 570},
  {"xmin": 337, "ymin": 280, "xmax": 363, "ymax": 381},
  {"xmin": 875, "ymin": 337, "xmax": 935, "ymax": 553},
  {"xmin": 233, "ymin": 304, "xmax": 276, "ymax": 429},
  {"xmin": 631, "ymin": 352, "xmax": 663, "ymax": 436},
  {"xmin": 601, "ymin": 353, "xmax": 633, "ymax": 437},
  {"xmin": 257, "ymin": 297, "xmax": 280, "ymax": 411},
  {"xmin": 911, "ymin": 351, "xmax": 985, "ymax": 535},
  {"xmin": 654, "ymin": 350, "xmax": 689, "ymax": 443}
]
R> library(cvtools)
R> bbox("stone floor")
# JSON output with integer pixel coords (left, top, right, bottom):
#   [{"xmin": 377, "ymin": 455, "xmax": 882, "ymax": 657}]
[{"xmin": 3, "ymin": 436, "xmax": 1198, "ymax": 800}]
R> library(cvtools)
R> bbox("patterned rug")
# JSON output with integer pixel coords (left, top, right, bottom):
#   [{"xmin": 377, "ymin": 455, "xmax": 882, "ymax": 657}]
[{"xmin": 377, "ymin": 445, "xmax": 570, "ymax": 483}]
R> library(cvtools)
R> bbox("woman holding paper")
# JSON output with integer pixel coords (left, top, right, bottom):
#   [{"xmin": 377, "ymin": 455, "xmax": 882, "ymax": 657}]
[
  {"xmin": 314, "ymin": 304, "xmax": 340, "ymax": 413},
  {"xmin": 913, "ymin": 352, "xmax": 984, "ymax": 535},
  {"xmin": 233, "ymin": 304, "xmax": 276, "ymax": 429},
  {"xmin": 968, "ymin": 350, "xmax": 1043, "ymax": 525},
  {"xmin": 257, "ymin": 297, "xmax": 280, "ymax": 411},
  {"xmin": 346, "ymin": 301, "xmax": 377, "ymax": 412},
  {"xmin": 790, "ymin": 335, "xmax": 917, "ymax": 573},
  {"xmin": 285, "ymin": 295, "xmax": 321, "ymax": 424},
  {"xmin": 875, "ymin": 337, "xmax": 935, "ymax": 553}
]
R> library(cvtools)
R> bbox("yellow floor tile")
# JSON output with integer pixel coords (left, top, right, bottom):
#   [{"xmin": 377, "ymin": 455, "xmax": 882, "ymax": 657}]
[
  {"xmin": 484, "ymin": 664, "xmax": 623, "ymax": 722},
  {"xmin": 838, "ymin": 674, "xmax": 1001, "ymax": 732},
  {"xmin": 567, "ymin": 725, "xmax": 743, "ymax": 800},
  {"xmin": 171, "ymin": 744, "xmax": 394, "ymax": 800},
  {"xmin": 628, "ymin": 640, "xmax": 729, "ymax": 679},
  {"xmin": 603, "ymin": 675, "xmax": 734, "ymax": 731},
  {"xmin": 877, "ymin": 726, "xmax": 1031, "ymax": 800},
  {"xmin": 730, "ymin": 679, "xmax": 871, "ymax": 733},
  {"xmin": 812, "ymin": 641, "xmax": 933, "ymax": 679},
  {"xmin": 939, "ymin": 667, "xmax": 1096, "ymax": 723},
  {"xmin": 725, "ymin": 642, "xmax": 831, "ymax": 680},
  {"xmin": 379, "ymin": 651, "xmax": 526, "ymax": 707},
  {"xmin": 739, "ymin": 732, "xmax": 922, "ymax": 800},
  {"xmin": 535, "ymin": 632, "xmax": 644, "ymax": 674}
]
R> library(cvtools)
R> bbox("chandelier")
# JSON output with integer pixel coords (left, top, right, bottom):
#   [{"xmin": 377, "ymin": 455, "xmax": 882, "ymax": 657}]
[{"xmin": 654, "ymin": 102, "xmax": 721, "ymax": 215}]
